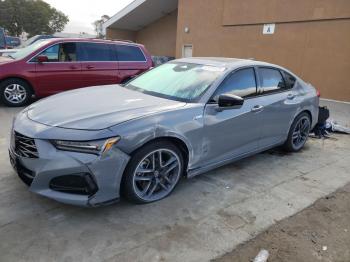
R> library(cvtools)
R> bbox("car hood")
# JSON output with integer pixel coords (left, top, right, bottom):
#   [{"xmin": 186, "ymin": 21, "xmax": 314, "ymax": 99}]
[
  {"xmin": 26, "ymin": 85, "xmax": 186, "ymax": 130},
  {"xmin": 0, "ymin": 55, "xmax": 14, "ymax": 64}
]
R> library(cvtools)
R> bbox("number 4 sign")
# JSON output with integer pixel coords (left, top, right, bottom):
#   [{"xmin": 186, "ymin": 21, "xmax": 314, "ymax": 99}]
[{"xmin": 263, "ymin": 24, "xmax": 276, "ymax": 34}]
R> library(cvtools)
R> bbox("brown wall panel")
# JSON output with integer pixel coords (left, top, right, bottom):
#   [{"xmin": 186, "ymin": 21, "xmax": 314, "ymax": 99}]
[
  {"xmin": 106, "ymin": 28, "xmax": 136, "ymax": 42},
  {"xmin": 107, "ymin": 11, "xmax": 178, "ymax": 57},
  {"xmin": 222, "ymin": 0, "xmax": 350, "ymax": 25},
  {"xmin": 136, "ymin": 10, "xmax": 178, "ymax": 57},
  {"xmin": 176, "ymin": 0, "xmax": 350, "ymax": 101}
]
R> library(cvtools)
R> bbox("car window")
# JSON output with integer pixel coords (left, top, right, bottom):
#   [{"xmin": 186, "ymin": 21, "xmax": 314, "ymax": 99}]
[
  {"xmin": 212, "ymin": 68, "xmax": 257, "ymax": 100},
  {"xmin": 259, "ymin": 68, "xmax": 286, "ymax": 95},
  {"xmin": 78, "ymin": 42, "xmax": 115, "ymax": 61},
  {"xmin": 282, "ymin": 71, "xmax": 297, "ymax": 89},
  {"xmin": 117, "ymin": 45, "xmax": 146, "ymax": 62},
  {"xmin": 32, "ymin": 43, "xmax": 77, "ymax": 62}
]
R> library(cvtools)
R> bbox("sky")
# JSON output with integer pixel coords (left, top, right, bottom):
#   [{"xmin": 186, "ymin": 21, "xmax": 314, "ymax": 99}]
[{"xmin": 44, "ymin": 0, "xmax": 134, "ymax": 35}]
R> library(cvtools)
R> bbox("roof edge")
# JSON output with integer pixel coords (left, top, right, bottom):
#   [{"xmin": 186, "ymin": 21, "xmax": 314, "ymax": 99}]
[{"xmin": 102, "ymin": 0, "xmax": 147, "ymax": 32}]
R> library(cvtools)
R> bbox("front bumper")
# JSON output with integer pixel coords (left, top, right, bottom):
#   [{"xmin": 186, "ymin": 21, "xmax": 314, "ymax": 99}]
[
  {"xmin": 9, "ymin": 139, "xmax": 130, "ymax": 207},
  {"xmin": 9, "ymin": 114, "xmax": 130, "ymax": 207}
]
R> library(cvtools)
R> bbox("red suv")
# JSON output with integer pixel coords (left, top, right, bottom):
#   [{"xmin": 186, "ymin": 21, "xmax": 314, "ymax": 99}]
[{"xmin": 0, "ymin": 38, "xmax": 153, "ymax": 106}]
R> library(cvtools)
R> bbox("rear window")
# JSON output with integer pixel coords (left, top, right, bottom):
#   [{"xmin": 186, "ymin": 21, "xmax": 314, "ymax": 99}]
[
  {"xmin": 117, "ymin": 45, "xmax": 146, "ymax": 62},
  {"xmin": 282, "ymin": 71, "xmax": 297, "ymax": 89},
  {"xmin": 78, "ymin": 43, "xmax": 116, "ymax": 61}
]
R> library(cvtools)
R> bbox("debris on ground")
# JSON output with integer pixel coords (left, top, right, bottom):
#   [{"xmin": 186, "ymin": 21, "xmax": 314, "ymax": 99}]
[
  {"xmin": 253, "ymin": 249, "xmax": 269, "ymax": 262},
  {"xmin": 214, "ymin": 183, "xmax": 350, "ymax": 262},
  {"xmin": 311, "ymin": 106, "xmax": 350, "ymax": 138}
]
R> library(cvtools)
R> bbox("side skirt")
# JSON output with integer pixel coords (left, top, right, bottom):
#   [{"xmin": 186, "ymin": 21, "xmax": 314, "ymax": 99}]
[{"xmin": 187, "ymin": 141, "xmax": 285, "ymax": 178}]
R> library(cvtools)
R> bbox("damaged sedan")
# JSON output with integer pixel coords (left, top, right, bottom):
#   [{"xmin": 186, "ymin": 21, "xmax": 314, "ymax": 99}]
[{"xmin": 9, "ymin": 58, "xmax": 319, "ymax": 206}]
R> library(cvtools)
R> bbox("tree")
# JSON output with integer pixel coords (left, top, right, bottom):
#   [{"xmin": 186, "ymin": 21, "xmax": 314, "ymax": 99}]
[
  {"xmin": 93, "ymin": 15, "xmax": 110, "ymax": 39},
  {"xmin": 0, "ymin": 0, "xmax": 69, "ymax": 37}
]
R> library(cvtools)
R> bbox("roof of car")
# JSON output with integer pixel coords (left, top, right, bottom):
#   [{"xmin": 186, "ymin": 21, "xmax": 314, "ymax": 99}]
[
  {"xmin": 175, "ymin": 57, "xmax": 277, "ymax": 69},
  {"xmin": 43, "ymin": 38, "xmax": 142, "ymax": 46}
]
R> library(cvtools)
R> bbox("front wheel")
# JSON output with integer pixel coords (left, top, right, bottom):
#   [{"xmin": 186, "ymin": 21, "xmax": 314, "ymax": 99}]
[
  {"xmin": 0, "ymin": 78, "xmax": 32, "ymax": 107},
  {"xmin": 284, "ymin": 112, "xmax": 311, "ymax": 152},
  {"xmin": 122, "ymin": 141, "xmax": 184, "ymax": 204}
]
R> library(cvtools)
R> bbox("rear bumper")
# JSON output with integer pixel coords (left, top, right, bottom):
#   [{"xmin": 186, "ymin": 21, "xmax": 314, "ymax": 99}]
[{"xmin": 9, "ymin": 138, "xmax": 130, "ymax": 207}]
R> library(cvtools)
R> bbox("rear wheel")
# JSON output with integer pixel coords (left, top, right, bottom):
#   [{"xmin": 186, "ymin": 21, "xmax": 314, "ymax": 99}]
[
  {"xmin": 284, "ymin": 112, "xmax": 311, "ymax": 152},
  {"xmin": 0, "ymin": 78, "xmax": 32, "ymax": 107},
  {"xmin": 122, "ymin": 141, "xmax": 184, "ymax": 204}
]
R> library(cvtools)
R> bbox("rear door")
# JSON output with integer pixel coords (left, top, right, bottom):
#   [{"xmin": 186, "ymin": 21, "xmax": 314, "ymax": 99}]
[
  {"xmin": 116, "ymin": 44, "xmax": 149, "ymax": 82},
  {"xmin": 256, "ymin": 67, "xmax": 299, "ymax": 148},
  {"xmin": 78, "ymin": 42, "xmax": 120, "ymax": 87},
  {"xmin": 33, "ymin": 42, "xmax": 82, "ymax": 96}
]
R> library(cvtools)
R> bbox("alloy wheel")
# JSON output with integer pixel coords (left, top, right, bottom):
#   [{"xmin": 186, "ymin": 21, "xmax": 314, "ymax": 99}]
[
  {"xmin": 132, "ymin": 149, "xmax": 181, "ymax": 202},
  {"xmin": 292, "ymin": 116, "xmax": 310, "ymax": 150},
  {"xmin": 4, "ymin": 84, "xmax": 27, "ymax": 104}
]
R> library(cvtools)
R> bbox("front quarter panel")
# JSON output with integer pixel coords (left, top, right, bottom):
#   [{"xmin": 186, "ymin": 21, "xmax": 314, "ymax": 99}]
[{"xmin": 110, "ymin": 103, "xmax": 205, "ymax": 170}]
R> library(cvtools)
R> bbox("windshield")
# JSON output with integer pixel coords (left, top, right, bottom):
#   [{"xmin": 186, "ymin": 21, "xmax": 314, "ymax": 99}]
[
  {"xmin": 10, "ymin": 39, "xmax": 51, "ymax": 60},
  {"xmin": 125, "ymin": 62, "xmax": 226, "ymax": 102}
]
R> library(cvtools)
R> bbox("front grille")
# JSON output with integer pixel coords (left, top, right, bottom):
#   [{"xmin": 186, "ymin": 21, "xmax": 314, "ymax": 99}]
[{"xmin": 14, "ymin": 132, "xmax": 39, "ymax": 158}]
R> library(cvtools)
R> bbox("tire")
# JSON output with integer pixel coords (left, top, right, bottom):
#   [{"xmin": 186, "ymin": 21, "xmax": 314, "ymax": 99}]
[
  {"xmin": 122, "ymin": 141, "xmax": 184, "ymax": 204},
  {"xmin": 284, "ymin": 112, "xmax": 311, "ymax": 152},
  {"xmin": 0, "ymin": 78, "xmax": 32, "ymax": 107}
]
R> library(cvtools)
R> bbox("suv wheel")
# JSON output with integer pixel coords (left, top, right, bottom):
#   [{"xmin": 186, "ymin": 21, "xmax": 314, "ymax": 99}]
[
  {"xmin": 122, "ymin": 141, "xmax": 184, "ymax": 204},
  {"xmin": 0, "ymin": 78, "xmax": 32, "ymax": 107}
]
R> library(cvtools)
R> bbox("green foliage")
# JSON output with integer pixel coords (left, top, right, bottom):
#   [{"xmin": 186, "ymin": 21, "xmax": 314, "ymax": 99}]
[{"xmin": 0, "ymin": 0, "xmax": 69, "ymax": 37}]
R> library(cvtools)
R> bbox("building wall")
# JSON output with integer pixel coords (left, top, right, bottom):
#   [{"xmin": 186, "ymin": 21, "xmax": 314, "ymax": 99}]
[
  {"xmin": 106, "ymin": 10, "xmax": 178, "ymax": 57},
  {"xmin": 136, "ymin": 10, "xmax": 178, "ymax": 57},
  {"xmin": 106, "ymin": 28, "xmax": 136, "ymax": 42},
  {"xmin": 176, "ymin": 0, "xmax": 350, "ymax": 101}
]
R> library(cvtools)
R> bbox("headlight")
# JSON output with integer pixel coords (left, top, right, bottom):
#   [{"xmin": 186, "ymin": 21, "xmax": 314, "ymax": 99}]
[{"xmin": 52, "ymin": 137, "xmax": 120, "ymax": 155}]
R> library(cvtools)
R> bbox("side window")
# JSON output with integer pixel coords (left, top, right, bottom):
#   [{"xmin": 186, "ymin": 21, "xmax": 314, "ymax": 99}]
[
  {"xmin": 282, "ymin": 71, "xmax": 297, "ymax": 89},
  {"xmin": 38, "ymin": 44, "xmax": 59, "ymax": 62},
  {"xmin": 78, "ymin": 43, "xmax": 115, "ymax": 61},
  {"xmin": 32, "ymin": 43, "xmax": 77, "ymax": 62},
  {"xmin": 116, "ymin": 45, "xmax": 146, "ymax": 62},
  {"xmin": 259, "ymin": 68, "xmax": 286, "ymax": 94},
  {"xmin": 213, "ymin": 68, "xmax": 257, "ymax": 100}
]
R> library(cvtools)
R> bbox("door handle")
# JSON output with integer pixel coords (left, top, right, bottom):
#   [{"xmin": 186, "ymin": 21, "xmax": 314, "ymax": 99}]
[
  {"xmin": 69, "ymin": 65, "xmax": 78, "ymax": 70},
  {"xmin": 287, "ymin": 93, "xmax": 296, "ymax": 100},
  {"xmin": 251, "ymin": 105, "xmax": 264, "ymax": 112},
  {"xmin": 86, "ymin": 65, "xmax": 95, "ymax": 69}
]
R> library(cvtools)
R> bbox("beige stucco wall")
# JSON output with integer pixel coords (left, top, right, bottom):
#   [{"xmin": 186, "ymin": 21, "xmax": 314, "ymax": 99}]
[
  {"xmin": 136, "ymin": 10, "xmax": 178, "ymax": 57},
  {"xmin": 106, "ymin": 28, "xmax": 136, "ymax": 42},
  {"xmin": 176, "ymin": 0, "xmax": 350, "ymax": 101},
  {"xmin": 106, "ymin": 10, "xmax": 178, "ymax": 57}
]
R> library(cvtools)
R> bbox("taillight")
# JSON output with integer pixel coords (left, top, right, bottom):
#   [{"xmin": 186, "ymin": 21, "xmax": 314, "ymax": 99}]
[{"xmin": 316, "ymin": 89, "xmax": 321, "ymax": 97}]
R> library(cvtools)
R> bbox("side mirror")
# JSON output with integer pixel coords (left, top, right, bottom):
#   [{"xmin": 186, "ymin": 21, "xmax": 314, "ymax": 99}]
[
  {"xmin": 37, "ymin": 55, "xmax": 48, "ymax": 63},
  {"xmin": 218, "ymin": 93, "xmax": 244, "ymax": 108}
]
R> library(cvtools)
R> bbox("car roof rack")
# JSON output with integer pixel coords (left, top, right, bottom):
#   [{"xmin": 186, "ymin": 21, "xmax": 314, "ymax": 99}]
[{"xmin": 105, "ymin": 38, "xmax": 134, "ymax": 43}]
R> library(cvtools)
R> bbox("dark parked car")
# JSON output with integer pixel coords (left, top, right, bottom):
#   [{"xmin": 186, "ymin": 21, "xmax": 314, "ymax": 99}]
[
  {"xmin": 0, "ymin": 38, "xmax": 153, "ymax": 106},
  {"xmin": 5, "ymin": 36, "xmax": 21, "ymax": 49},
  {"xmin": 0, "ymin": 27, "xmax": 6, "ymax": 49}
]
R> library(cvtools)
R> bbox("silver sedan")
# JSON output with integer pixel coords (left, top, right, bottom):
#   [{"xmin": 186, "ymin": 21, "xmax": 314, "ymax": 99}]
[{"xmin": 9, "ymin": 58, "xmax": 319, "ymax": 206}]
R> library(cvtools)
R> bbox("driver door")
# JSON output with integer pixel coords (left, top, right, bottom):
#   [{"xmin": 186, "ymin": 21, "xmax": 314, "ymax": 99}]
[
  {"xmin": 202, "ymin": 67, "xmax": 264, "ymax": 166},
  {"xmin": 33, "ymin": 42, "xmax": 82, "ymax": 96}
]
